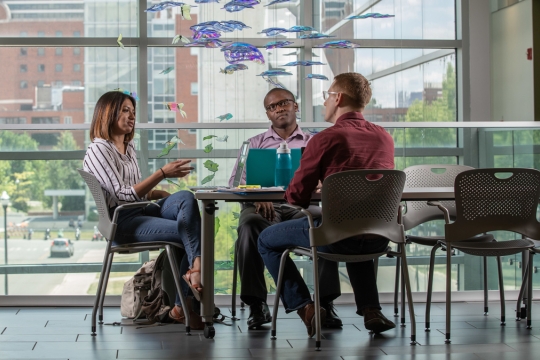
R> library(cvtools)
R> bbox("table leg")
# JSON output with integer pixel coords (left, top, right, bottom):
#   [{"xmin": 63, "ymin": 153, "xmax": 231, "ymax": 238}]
[{"xmin": 201, "ymin": 200, "xmax": 217, "ymax": 338}]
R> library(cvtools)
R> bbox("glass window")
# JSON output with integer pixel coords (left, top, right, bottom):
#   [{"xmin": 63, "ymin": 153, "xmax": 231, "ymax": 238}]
[
  {"xmin": 0, "ymin": 1, "xmax": 137, "ymax": 37},
  {"xmin": 38, "ymin": 64, "xmax": 45, "ymax": 72},
  {"xmin": 20, "ymin": 81, "xmax": 28, "ymax": 89},
  {"xmin": 55, "ymin": 48, "xmax": 63, "ymax": 56},
  {"xmin": 0, "ymin": 3, "xmax": 503, "ymax": 299},
  {"xmin": 20, "ymin": 31, "xmax": 27, "ymax": 37},
  {"xmin": 20, "ymin": 48, "xmax": 27, "ymax": 56}
]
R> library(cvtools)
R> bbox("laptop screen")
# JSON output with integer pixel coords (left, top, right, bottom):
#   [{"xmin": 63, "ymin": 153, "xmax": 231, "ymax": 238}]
[
  {"xmin": 232, "ymin": 141, "xmax": 250, "ymax": 188},
  {"xmin": 245, "ymin": 148, "xmax": 302, "ymax": 187}
]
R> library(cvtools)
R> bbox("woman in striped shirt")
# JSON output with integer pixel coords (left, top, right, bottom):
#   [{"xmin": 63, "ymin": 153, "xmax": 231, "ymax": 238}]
[{"xmin": 83, "ymin": 91, "xmax": 202, "ymax": 327}]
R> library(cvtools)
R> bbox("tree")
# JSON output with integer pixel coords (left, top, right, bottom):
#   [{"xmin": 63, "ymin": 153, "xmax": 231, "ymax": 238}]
[
  {"xmin": 41, "ymin": 132, "xmax": 85, "ymax": 211},
  {"xmin": 393, "ymin": 62, "xmax": 458, "ymax": 169},
  {"xmin": 0, "ymin": 131, "xmax": 41, "ymax": 212}
]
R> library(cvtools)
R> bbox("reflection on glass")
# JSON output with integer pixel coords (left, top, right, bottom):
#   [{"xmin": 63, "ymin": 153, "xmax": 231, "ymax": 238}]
[
  {"xmin": 0, "ymin": 0, "xmax": 138, "ymax": 37},
  {"xmin": 318, "ymin": 0, "xmax": 455, "ymax": 40}
]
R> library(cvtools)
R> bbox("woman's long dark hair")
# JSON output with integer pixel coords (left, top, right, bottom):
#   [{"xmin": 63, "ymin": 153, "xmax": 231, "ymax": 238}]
[{"xmin": 89, "ymin": 91, "xmax": 136, "ymax": 143}]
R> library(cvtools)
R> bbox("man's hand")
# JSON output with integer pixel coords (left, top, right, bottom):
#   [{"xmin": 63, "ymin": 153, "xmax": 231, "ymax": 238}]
[
  {"xmin": 255, "ymin": 202, "xmax": 276, "ymax": 221},
  {"xmin": 315, "ymin": 180, "xmax": 323, "ymax": 194}
]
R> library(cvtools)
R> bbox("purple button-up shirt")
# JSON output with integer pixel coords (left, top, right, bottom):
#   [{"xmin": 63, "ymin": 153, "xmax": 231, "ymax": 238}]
[{"xmin": 228, "ymin": 125, "xmax": 312, "ymax": 187}]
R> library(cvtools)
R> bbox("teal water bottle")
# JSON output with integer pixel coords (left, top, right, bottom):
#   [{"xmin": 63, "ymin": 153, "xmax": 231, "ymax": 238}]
[{"xmin": 275, "ymin": 141, "xmax": 292, "ymax": 189}]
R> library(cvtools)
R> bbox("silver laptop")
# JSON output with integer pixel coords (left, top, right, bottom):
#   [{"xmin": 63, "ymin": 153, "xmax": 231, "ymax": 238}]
[{"xmin": 189, "ymin": 141, "xmax": 250, "ymax": 191}]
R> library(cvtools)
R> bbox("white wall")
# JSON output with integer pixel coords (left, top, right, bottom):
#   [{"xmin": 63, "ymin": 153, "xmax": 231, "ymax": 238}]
[
  {"xmin": 491, "ymin": 0, "xmax": 534, "ymax": 121},
  {"xmin": 469, "ymin": 0, "xmax": 492, "ymax": 122}
]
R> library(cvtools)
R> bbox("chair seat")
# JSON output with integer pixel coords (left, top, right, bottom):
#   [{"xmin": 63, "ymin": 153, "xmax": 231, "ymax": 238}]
[
  {"xmin": 292, "ymin": 246, "xmax": 390, "ymax": 263},
  {"xmin": 112, "ymin": 241, "xmax": 185, "ymax": 254},
  {"xmin": 529, "ymin": 239, "xmax": 540, "ymax": 253},
  {"xmin": 407, "ymin": 233, "xmax": 494, "ymax": 247},
  {"xmin": 442, "ymin": 239, "xmax": 535, "ymax": 257}
]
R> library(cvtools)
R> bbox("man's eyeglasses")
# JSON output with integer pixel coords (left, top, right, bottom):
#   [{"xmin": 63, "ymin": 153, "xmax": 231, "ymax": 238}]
[
  {"xmin": 322, "ymin": 91, "xmax": 339, "ymax": 100},
  {"xmin": 265, "ymin": 99, "xmax": 295, "ymax": 112}
]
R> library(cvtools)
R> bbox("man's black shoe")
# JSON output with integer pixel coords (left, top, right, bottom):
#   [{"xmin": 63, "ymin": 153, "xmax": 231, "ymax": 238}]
[
  {"xmin": 321, "ymin": 302, "xmax": 343, "ymax": 328},
  {"xmin": 247, "ymin": 302, "xmax": 272, "ymax": 329}
]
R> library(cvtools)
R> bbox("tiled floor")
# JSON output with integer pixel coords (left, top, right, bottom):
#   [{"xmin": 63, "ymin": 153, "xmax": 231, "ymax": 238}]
[{"xmin": 0, "ymin": 301, "xmax": 538, "ymax": 359}]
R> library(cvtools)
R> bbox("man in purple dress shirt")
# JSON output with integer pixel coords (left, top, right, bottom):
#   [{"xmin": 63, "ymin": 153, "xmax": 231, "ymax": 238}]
[{"xmin": 228, "ymin": 88, "xmax": 342, "ymax": 330}]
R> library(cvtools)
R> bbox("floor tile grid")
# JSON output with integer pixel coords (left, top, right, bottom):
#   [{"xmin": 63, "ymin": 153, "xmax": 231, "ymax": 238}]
[{"xmin": 0, "ymin": 302, "xmax": 537, "ymax": 359}]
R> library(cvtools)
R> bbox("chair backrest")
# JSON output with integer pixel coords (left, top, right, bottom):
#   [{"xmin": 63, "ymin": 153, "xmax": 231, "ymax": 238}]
[
  {"xmin": 446, "ymin": 168, "xmax": 540, "ymax": 241},
  {"xmin": 403, "ymin": 164, "xmax": 474, "ymax": 230},
  {"xmin": 78, "ymin": 169, "xmax": 115, "ymax": 240},
  {"xmin": 311, "ymin": 169, "xmax": 406, "ymax": 247}
]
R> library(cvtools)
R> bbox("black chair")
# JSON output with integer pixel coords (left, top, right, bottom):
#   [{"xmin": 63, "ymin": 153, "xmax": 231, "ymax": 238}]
[
  {"xmin": 398, "ymin": 164, "xmax": 494, "ymax": 331},
  {"xmin": 434, "ymin": 168, "xmax": 540, "ymax": 343},
  {"xmin": 271, "ymin": 169, "xmax": 417, "ymax": 349},
  {"xmin": 78, "ymin": 169, "xmax": 191, "ymax": 335}
]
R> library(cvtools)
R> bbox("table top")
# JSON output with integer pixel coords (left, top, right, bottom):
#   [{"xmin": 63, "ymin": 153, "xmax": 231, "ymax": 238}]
[{"xmin": 194, "ymin": 187, "xmax": 455, "ymax": 202}]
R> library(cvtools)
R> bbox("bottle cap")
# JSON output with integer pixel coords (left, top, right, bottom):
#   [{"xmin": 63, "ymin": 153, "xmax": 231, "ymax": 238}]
[{"xmin": 277, "ymin": 141, "xmax": 291, "ymax": 154}]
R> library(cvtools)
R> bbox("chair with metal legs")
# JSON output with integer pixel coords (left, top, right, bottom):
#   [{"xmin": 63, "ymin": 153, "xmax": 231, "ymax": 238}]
[
  {"xmin": 515, "ymin": 240, "xmax": 540, "ymax": 323},
  {"xmin": 270, "ymin": 169, "xmax": 417, "ymax": 349},
  {"xmin": 433, "ymin": 168, "xmax": 540, "ymax": 343},
  {"xmin": 78, "ymin": 169, "xmax": 192, "ymax": 335},
  {"xmin": 395, "ymin": 164, "xmax": 494, "ymax": 331}
]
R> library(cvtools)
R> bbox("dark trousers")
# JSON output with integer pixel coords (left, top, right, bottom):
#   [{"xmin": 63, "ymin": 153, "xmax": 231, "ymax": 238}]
[
  {"xmin": 236, "ymin": 204, "xmax": 341, "ymax": 306},
  {"xmin": 258, "ymin": 216, "xmax": 388, "ymax": 314}
]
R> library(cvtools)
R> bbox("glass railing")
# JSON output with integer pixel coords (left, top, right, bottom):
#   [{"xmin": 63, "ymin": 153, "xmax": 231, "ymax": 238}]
[{"xmin": 1, "ymin": 121, "xmax": 539, "ymax": 298}]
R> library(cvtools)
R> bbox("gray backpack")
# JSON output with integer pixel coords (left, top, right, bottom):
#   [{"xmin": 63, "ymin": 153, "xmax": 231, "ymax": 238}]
[{"xmin": 121, "ymin": 251, "xmax": 176, "ymax": 323}]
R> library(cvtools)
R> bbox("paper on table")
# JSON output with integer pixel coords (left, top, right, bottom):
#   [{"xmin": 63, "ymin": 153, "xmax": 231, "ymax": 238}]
[{"xmin": 216, "ymin": 187, "xmax": 285, "ymax": 194}]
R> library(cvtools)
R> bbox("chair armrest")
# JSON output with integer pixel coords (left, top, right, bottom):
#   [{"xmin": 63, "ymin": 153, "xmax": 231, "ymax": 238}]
[
  {"xmin": 427, "ymin": 201, "xmax": 451, "ymax": 224},
  {"xmin": 279, "ymin": 203, "xmax": 316, "ymax": 228},
  {"xmin": 111, "ymin": 202, "xmax": 160, "ymax": 224}
]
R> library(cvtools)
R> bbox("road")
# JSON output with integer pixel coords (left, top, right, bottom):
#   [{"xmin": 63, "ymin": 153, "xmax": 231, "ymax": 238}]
[{"xmin": 0, "ymin": 239, "xmax": 110, "ymax": 296}]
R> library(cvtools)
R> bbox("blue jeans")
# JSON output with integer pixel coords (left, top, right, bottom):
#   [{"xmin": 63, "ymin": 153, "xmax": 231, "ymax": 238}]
[
  {"xmin": 113, "ymin": 190, "xmax": 202, "ymax": 306},
  {"xmin": 258, "ymin": 217, "xmax": 389, "ymax": 314}
]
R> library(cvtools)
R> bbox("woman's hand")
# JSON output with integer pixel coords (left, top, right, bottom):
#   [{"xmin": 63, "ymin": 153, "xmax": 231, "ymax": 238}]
[{"xmin": 161, "ymin": 159, "xmax": 194, "ymax": 179}]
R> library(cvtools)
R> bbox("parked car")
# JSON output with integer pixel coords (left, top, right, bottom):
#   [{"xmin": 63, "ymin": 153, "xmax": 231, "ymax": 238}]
[{"xmin": 50, "ymin": 238, "xmax": 74, "ymax": 257}]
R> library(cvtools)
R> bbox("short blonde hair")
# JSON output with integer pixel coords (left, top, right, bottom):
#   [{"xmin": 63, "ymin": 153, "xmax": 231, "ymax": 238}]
[
  {"xmin": 89, "ymin": 91, "xmax": 136, "ymax": 142},
  {"xmin": 333, "ymin": 72, "xmax": 372, "ymax": 110}
]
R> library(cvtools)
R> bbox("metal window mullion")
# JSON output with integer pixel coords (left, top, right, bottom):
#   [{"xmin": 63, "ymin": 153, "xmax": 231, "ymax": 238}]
[
  {"xmin": 0, "ymin": 37, "xmax": 141, "ymax": 47},
  {"xmin": 137, "ymin": 0, "xmax": 150, "ymax": 179},
  {"xmin": 300, "ymin": 0, "xmax": 313, "ymax": 123}
]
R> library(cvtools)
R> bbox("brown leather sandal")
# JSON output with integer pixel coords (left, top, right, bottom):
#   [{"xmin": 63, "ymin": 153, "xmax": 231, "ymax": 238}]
[
  {"xmin": 169, "ymin": 303, "xmax": 204, "ymax": 330},
  {"xmin": 182, "ymin": 269, "xmax": 203, "ymax": 301}
]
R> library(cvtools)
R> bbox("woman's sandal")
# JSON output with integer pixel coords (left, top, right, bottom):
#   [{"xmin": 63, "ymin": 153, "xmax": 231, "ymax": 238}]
[
  {"xmin": 182, "ymin": 269, "xmax": 203, "ymax": 301},
  {"xmin": 169, "ymin": 303, "xmax": 204, "ymax": 330}
]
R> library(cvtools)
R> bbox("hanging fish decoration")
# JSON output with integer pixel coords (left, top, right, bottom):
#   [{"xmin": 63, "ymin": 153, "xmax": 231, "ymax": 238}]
[
  {"xmin": 221, "ymin": 42, "xmax": 265, "ymax": 64},
  {"xmin": 282, "ymin": 60, "xmax": 326, "ymax": 66},
  {"xmin": 220, "ymin": 64, "xmax": 248, "ymax": 74},
  {"xmin": 306, "ymin": 74, "xmax": 329, "ymax": 80}
]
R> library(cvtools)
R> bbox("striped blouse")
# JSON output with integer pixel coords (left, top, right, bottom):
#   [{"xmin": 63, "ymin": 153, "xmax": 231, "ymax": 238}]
[{"xmin": 83, "ymin": 138, "xmax": 145, "ymax": 208}]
